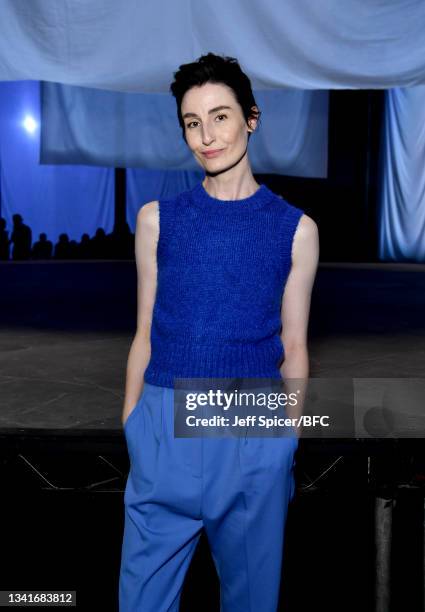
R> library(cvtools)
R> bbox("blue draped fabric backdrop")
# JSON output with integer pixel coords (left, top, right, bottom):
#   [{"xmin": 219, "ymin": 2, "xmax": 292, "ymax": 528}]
[
  {"xmin": 39, "ymin": 82, "xmax": 329, "ymax": 236},
  {"xmin": 378, "ymin": 87, "xmax": 425, "ymax": 262},
  {"xmin": 0, "ymin": 79, "xmax": 329, "ymax": 246},
  {"xmin": 0, "ymin": 81, "xmax": 114, "ymax": 250},
  {"xmin": 40, "ymin": 84, "xmax": 329, "ymax": 178}
]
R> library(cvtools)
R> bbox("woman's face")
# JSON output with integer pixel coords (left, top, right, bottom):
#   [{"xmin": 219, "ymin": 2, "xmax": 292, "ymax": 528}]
[{"xmin": 181, "ymin": 81, "xmax": 257, "ymax": 174}]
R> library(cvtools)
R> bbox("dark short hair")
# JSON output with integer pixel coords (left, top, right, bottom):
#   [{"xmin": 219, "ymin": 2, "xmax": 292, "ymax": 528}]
[{"xmin": 170, "ymin": 52, "xmax": 261, "ymax": 142}]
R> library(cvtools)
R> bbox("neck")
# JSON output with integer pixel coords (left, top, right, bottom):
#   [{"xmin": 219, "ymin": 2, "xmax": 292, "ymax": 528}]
[{"xmin": 202, "ymin": 153, "xmax": 259, "ymax": 201}]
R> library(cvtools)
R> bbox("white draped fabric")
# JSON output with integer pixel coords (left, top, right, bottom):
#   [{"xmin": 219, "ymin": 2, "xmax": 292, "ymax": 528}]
[{"xmin": 0, "ymin": 0, "xmax": 424, "ymax": 91}]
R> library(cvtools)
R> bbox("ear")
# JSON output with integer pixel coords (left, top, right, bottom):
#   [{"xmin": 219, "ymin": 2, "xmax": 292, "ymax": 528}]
[{"xmin": 247, "ymin": 105, "xmax": 260, "ymax": 133}]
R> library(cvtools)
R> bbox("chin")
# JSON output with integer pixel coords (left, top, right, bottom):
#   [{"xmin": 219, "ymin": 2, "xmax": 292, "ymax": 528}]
[
  {"xmin": 203, "ymin": 163, "xmax": 230, "ymax": 176},
  {"xmin": 200, "ymin": 156, "xmax": 230, "ymax": 170}
]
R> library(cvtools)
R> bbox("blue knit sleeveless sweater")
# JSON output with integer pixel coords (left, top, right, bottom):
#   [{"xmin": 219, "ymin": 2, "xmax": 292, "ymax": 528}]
[{"xmin": 143, "ymin": 181, "xmax": 304, "ymax": 388}]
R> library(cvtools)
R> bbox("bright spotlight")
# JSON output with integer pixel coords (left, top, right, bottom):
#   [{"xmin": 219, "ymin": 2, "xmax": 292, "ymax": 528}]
[{"xmin": 22, "ymin": 115, "xmax": 38, "ymax": 134}]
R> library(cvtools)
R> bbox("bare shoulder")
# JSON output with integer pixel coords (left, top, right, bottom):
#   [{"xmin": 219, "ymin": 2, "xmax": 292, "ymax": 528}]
[
  {"xmin": 136, "ymin": 200, "xmax": 159, "ymax": 229},
  {"xmin": 295, "ymin": 213, "xmax": 318, "ymax": 242},
  {"xmin": 292, "ymin": 213, "xmax": 319, "ymax": 267},
  {"xmin": 135, "ymin": 200, "xmax": 160, "ymax": 246}
]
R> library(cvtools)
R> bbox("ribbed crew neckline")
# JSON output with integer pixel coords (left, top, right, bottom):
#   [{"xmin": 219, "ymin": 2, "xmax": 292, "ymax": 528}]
[{"xmin": 191, "ymin": 181, "xmax": 273, "ymax": 211}]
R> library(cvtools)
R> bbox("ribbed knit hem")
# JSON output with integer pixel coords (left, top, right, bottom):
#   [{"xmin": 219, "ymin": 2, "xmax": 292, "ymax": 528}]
[{"xmin": 144, "ymin": 337, "xmax": 284, "ymax": 388}]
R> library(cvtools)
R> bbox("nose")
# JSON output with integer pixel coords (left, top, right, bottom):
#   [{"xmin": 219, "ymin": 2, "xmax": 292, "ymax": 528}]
[{"xmin": 201, "ymin": 122, "xmax": 215, "ymax": 145}]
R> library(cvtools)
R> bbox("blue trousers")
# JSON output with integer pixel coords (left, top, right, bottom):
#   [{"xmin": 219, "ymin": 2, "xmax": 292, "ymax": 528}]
[{"xmin": 119, "ymin": 383, "xmax": 298, "ymax": 612}]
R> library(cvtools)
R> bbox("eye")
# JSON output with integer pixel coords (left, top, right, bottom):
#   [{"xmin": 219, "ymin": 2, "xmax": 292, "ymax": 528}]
[
  {"xmin": 186, "ymin": 120, "xmax": 199, "ymax": 129},
  {"xmin": 215, "ymin": 114, "xmax": 227, "ymax": 122}
]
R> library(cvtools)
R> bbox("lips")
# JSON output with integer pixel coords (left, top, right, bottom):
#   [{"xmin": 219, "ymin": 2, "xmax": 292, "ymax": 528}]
[{"xmin": 201, "ymin": 149, "xmax": 224, "ymax": 159}]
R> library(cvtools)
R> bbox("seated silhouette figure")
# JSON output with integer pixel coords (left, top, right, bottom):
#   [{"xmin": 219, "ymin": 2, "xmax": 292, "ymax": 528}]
[
  {"xmin": 54, "ymin": 233, "xmax": 72, "ymax": 259},
  {"xmin": 11, "ymin": 214, "xmax": 32, "ymax": 260},
  {"xmin": 32, "ymin": 233, "xmax": 53, "ymax": 259}
]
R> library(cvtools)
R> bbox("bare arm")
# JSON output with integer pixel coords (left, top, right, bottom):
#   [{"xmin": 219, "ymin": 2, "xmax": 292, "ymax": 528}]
[
  {"xmin": 121, "ymin": 201, "xmax": 159, "ymax": 426},
  {"xmin": 279, "ymin": 214, "xmax": 319, "ymax": 425}
]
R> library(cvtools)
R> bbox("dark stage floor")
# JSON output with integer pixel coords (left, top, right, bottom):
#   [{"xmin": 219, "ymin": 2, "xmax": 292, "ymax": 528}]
[{"xmin": 1, "ymin": 261, "xmax": 425, "ymax": 433}]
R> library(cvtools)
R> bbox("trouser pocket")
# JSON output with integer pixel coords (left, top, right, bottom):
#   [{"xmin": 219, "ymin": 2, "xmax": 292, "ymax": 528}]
[{"xmin": 123, "ymin": 386, "xmax": 147, "ymax": 433}]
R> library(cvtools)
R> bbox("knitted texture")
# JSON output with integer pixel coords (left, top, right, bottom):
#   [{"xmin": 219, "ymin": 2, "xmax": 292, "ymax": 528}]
[{"xmin": 143, "ymin": 181, "xmax": 304, "ymax": 388}]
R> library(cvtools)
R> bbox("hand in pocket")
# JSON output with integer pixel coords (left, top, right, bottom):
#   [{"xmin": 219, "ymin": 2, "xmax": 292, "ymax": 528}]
[{"xmin": 122, "ymin": 389, "xmax": 145, "ymax": 429}]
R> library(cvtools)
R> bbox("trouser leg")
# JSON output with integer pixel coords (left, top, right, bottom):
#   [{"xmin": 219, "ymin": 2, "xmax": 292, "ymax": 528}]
[
  {"xmin": 119, "ymin": 384, "xmax": 204, "ymax": 612},
  {"xmin": 202, "ymin": 435, "xmax": 298, "ymax": 612}
]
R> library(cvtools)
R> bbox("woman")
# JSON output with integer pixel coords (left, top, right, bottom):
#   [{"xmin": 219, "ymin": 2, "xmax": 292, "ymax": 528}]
[{"xmin": 119, "ymin": 53, "xmax": 319, "ymax": 611}]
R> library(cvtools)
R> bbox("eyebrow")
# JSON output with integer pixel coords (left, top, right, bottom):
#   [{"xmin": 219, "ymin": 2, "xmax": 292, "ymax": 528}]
[{"xmin": 182, "ymin": 105, "xmax": 232, "ymax": 120}]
